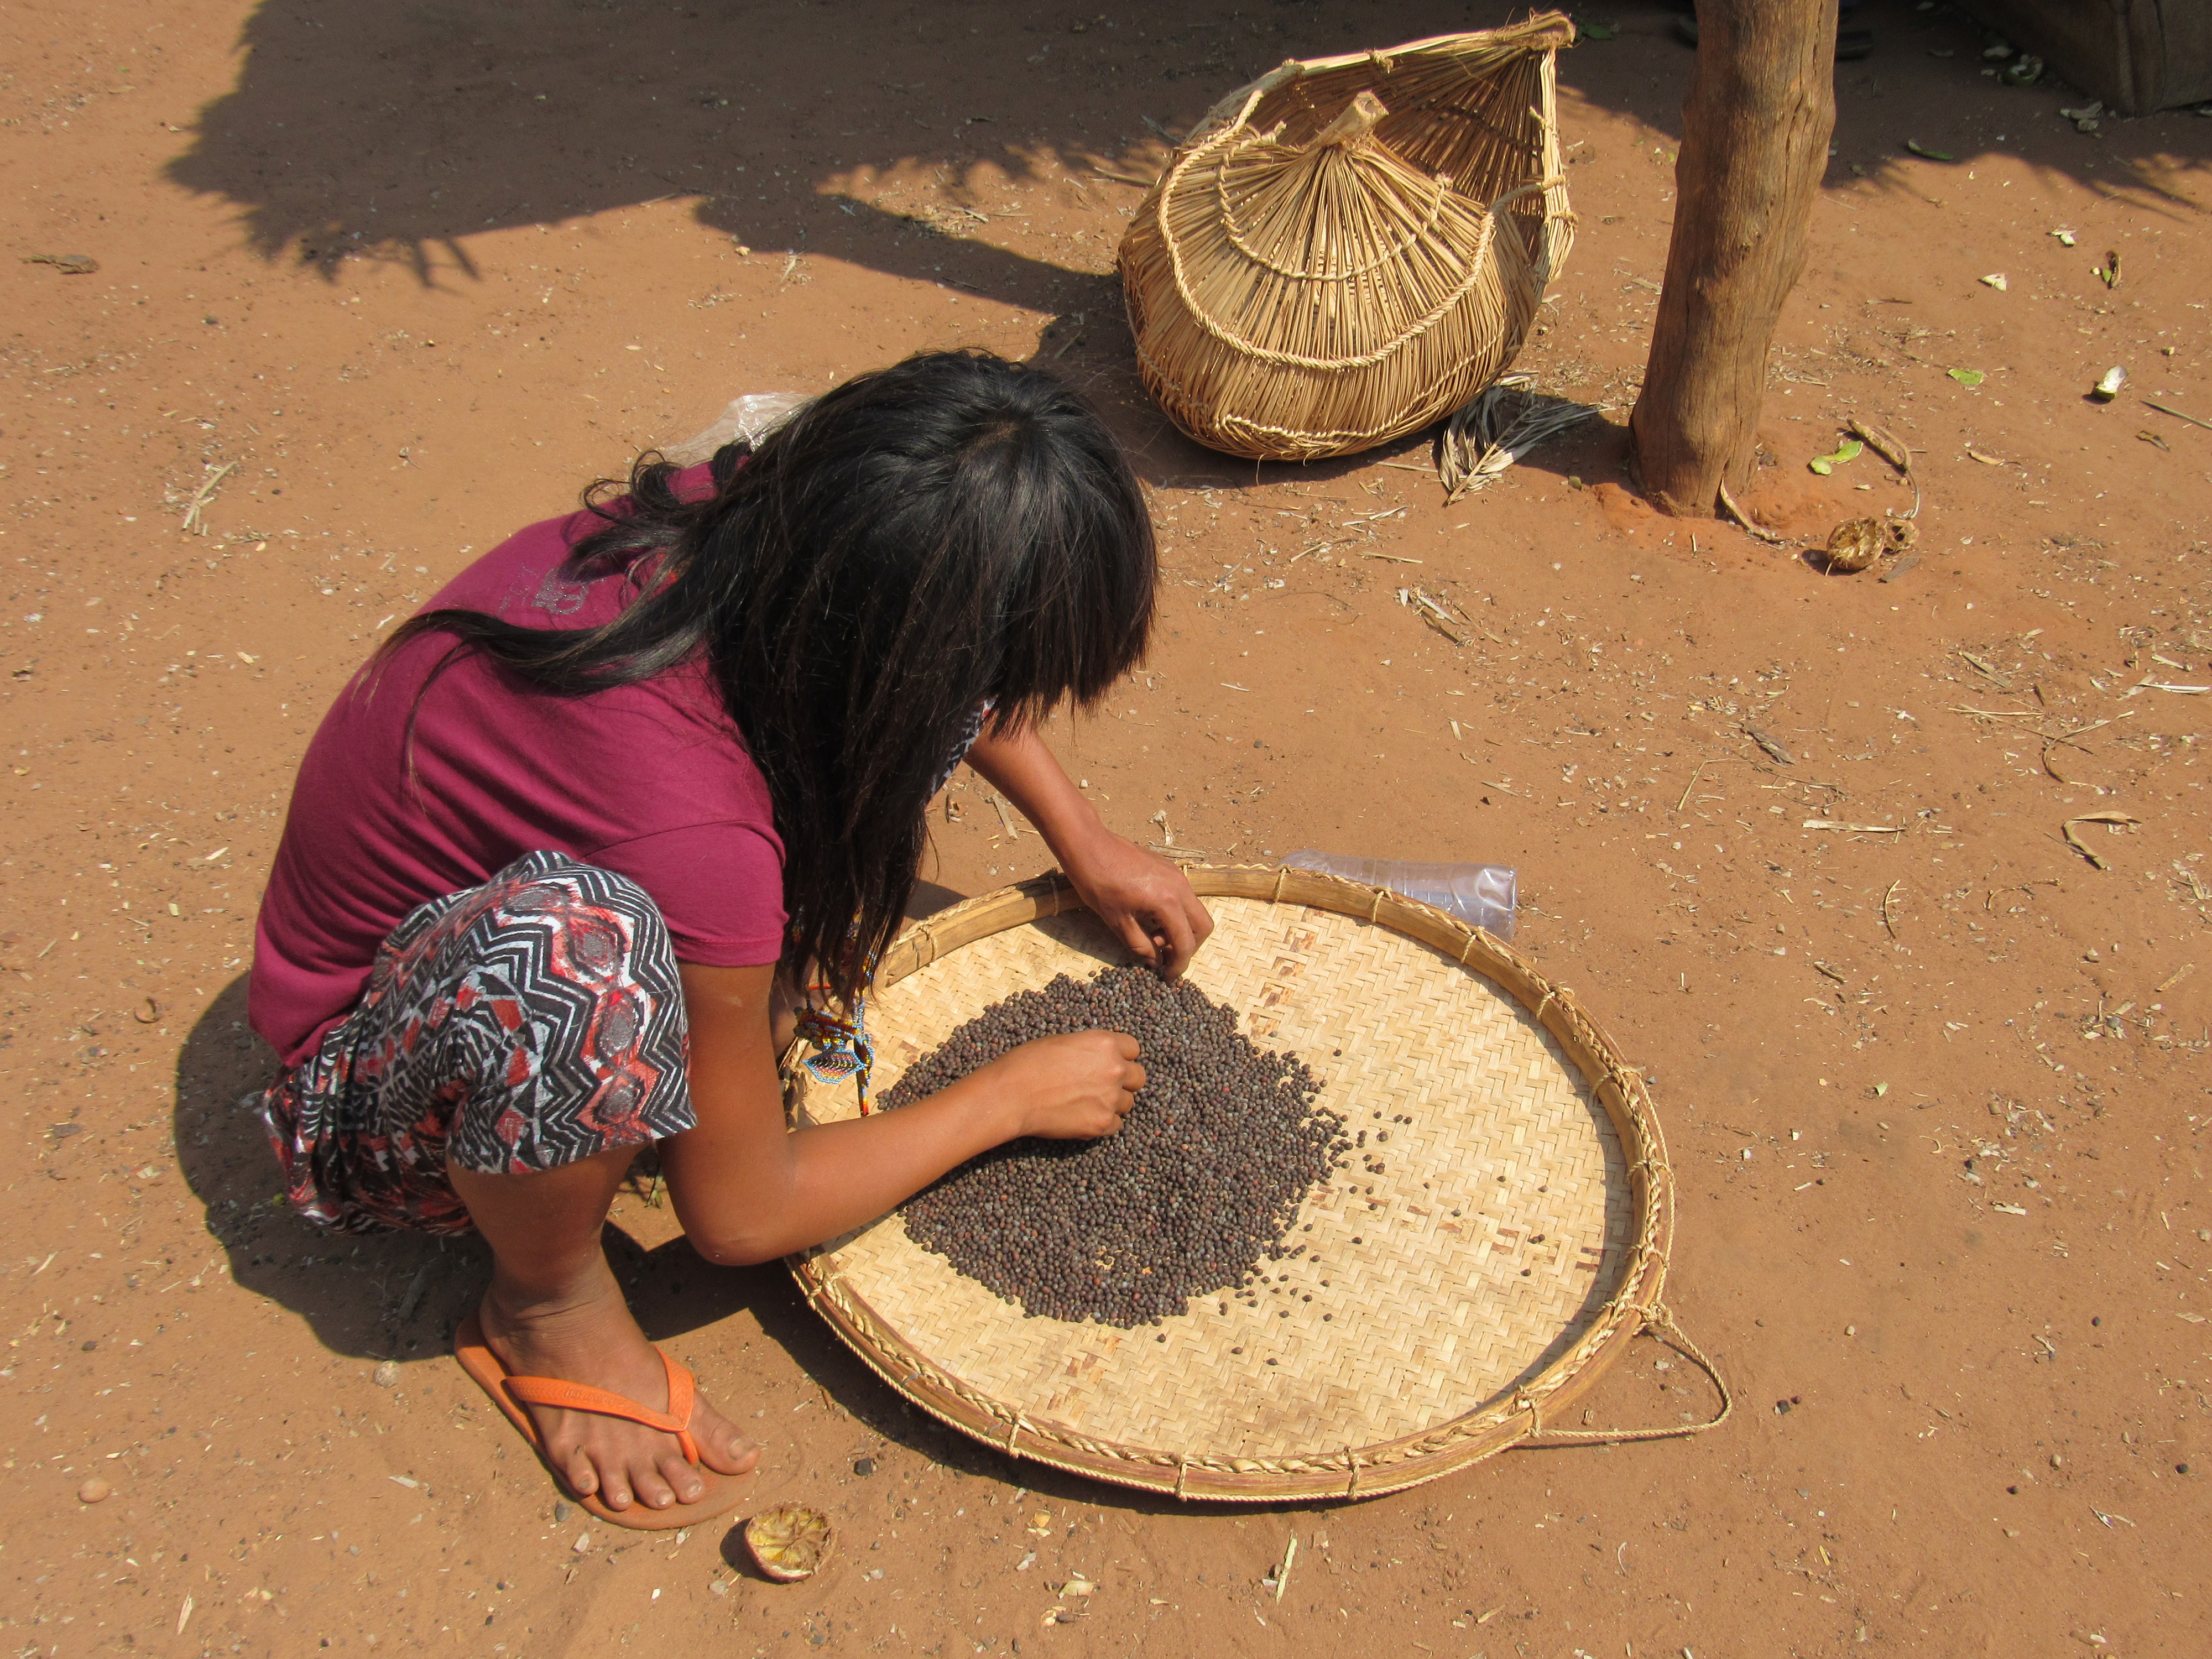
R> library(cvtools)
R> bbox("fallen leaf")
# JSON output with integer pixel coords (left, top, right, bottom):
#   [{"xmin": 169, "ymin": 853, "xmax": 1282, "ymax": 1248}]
[
  {"xmin": 1905, "ymin": 140, "xmax": 1956, "ymax": 161},
  {"xmin": 1948, "ymin": 368, "xmax": 1986, "ymax": 388},
  {"xmin": 1980, "ymin": 273, "xmax": 2008, "ymax": 290},
  {"xmin": 1807, "ymin": 437, "xmax": 1864, "ymax": 475}
]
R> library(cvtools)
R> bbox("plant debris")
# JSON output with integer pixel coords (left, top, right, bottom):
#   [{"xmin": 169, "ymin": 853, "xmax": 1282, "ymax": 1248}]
[
  {"xmin": 1436, "ymin": 375, "xmax": 1606, "ymax": 503},
  {"xmin": 1744, "ymin": 725, "xmax": 1795, "ymax": 765},
  {"xmin": 1824, "ymin": 518, "xmax": 1885, "ymax": 572},
  {"xmin": 1808, "ymin": 437, "xmax": 1864, "ymax": 475},
  {"xmin": 745, "ymin": 1505, "xmax": 834, "ymax": 1582},
  {"xmin": 2062, "ymin": 811, "xmax": 2141, "ymax": 870}
]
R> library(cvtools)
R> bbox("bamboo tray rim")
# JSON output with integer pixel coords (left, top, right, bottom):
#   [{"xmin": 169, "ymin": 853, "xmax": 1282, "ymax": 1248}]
[{"xmin": 788, "ymin": 865, "xmax": 1728, "ymax": 1502}]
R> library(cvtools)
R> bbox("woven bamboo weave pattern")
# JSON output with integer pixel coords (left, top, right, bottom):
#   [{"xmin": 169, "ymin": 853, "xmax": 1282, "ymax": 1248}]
[
  {"xmin": 796, "ymin": 885, "xmax": 1632, "ymax": 1467},
  {"xmin": 1118, "ymin": 14, "xmax": 1577, "ymax": 461}
]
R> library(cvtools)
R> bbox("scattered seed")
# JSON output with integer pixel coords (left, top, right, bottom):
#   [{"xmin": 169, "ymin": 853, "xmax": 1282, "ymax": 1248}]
[{"xmin": 888, "ymin": 966, "xmax": 1344, "ymax": 1327}]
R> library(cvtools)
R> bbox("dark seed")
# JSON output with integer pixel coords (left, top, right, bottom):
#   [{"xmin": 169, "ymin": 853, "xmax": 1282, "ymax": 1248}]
[{"xmin": 883, "ymin": 964, "xmax": 1344, "ymax": 1329}]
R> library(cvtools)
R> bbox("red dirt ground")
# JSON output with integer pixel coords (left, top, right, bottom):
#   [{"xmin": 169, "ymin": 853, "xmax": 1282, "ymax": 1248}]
[{"xmin": 4, "ymin": 2, "xmax": 2209, "ymax": 1655}]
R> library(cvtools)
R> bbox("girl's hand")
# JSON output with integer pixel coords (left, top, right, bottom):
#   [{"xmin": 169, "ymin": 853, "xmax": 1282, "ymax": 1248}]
[
  {"xmin": 974, "ymin": 1030, "xmax": 1146, "ymax": 1139},
  {"xmin": 1060, "ymin": 830, "xmax": 1215, "ymax": 980}
]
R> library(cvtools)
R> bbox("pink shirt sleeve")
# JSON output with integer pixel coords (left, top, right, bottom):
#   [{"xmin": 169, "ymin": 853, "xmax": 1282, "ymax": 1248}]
[{"xmin": 591, "ymin": 821, "xmax": 787, "ymax": 967}]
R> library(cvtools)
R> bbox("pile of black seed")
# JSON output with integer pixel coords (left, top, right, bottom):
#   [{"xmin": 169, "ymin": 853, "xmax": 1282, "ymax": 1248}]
[{"xmin": 883, "ymin": 965, "xmax": 1347, "ymax": 1328}]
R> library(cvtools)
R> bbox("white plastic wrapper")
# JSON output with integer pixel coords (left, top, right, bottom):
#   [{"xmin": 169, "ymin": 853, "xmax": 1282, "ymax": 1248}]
[{"xmin": 661, "ymin": 391, "xmax": 813, "ymax": 466}]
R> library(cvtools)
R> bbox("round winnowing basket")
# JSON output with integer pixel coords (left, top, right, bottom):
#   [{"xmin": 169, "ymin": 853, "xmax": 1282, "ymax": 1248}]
[
  {"xmin": 787, "ymin": 868, "xmax": 1726, "ymax": 1503},
  {"xmin": 1118, "ymin": 15, "xmax": 1578, "ymax": 462}
]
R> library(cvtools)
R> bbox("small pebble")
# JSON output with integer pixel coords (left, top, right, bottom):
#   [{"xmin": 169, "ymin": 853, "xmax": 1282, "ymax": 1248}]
[
  {"xmin": 552, "ymin": 1500, "xmax": 573, "ymax": 1523},
  {"xmin": 853, "ymin": 1457, "xmax": 877, "ymax": 1477},
  {"xmin": 77, "ymin": 1477, "xmax": 111, "ymax": 1504},
  {"xmin": 373, "ymin": 1360, "xmax": 400, "ymax": 1387},
  {"xmin": 573, "ymin": 1532, "xmax": 593, "ymax": 1554}
]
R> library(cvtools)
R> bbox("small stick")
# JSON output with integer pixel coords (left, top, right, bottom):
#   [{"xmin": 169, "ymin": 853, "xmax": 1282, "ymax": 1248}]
[
  {"xmin": 1881, "ymin": 879, "xmax": 1901, "ymax": 940},
  {"xmin": 1718, "ymin": 483, "xmax": 1787, "ymax": 546},
  {"xmin": 1359, "ymin": 551, "xmax": 1423, "ymax": 564},
  {"xmin": 1675, "ymin": 761, "xmax": 1707, "ymax": 812},
  {"xmin": 180, "ymin": 461, "xmax": 238, "ymax": 535},
  {"xmin": 1274, "ymin": 1536, "xmax": 1297, "ymax": 1601},
  {"xmin": 2143, "ymin": 399, "xmax": 2212, "ymax": 432},
  {"xmin": 2154, "ymin": 963, "xmax": 2193, "ymax": 994},
  {"xmin": 989, "ymin": 794, "xmax": 1019, "ymax": 839},
  {"xmin": 2062, "ymin": 811, "xmax": 2140, "ymax": 870}
]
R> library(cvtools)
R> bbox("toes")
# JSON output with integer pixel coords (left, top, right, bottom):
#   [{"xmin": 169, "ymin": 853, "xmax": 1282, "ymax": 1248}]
[
  {"xmin": 699, "ymin": 1423, "xmax": 762, "ymax": 1475},
  {"xmin": 658, "ymin": 1453, "xmax": 706, "ymax": 1505},
  {"xmin": 598, "ymin": 1475, "xmax": 636, "ymax": 1511},
  {"xmin": 631, "ymin": 1466, "xmax": 678, "ymax": 1510},
  {"xmin": 564, "ymin": 1450, "xmax": 601, "ymax": 1499}
]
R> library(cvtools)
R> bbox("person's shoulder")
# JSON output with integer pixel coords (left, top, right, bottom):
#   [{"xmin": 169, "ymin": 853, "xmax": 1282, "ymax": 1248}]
[{"xmin": 428, "ymin": 505, "xmax": 588, "ymax": 611}]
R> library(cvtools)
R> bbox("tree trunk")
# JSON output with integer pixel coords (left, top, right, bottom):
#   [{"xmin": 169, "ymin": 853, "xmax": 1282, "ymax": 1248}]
[{"xmin": 1631, "ymin": 1, "xmax": 1838, "ymax": 518}]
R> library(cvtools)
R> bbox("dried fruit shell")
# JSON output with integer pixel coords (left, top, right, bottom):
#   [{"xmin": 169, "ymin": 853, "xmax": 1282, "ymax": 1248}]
[
  {"xmin": 1825, "ymin": 519, "xmax": 1885, "ymax": 573},
  {"xmin": 2093, "ymin": 366, "xmax": 2127, "ymax": 401},
  {"xmin": 745, "ymin": 1505, "xmax": 834, "ymax": 1582}
]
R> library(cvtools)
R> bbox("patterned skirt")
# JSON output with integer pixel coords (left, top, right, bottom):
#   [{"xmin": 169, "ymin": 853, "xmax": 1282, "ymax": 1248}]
[{"xmin": 257, "ymin": 851, "xmax": 695, "ymax": 1234}]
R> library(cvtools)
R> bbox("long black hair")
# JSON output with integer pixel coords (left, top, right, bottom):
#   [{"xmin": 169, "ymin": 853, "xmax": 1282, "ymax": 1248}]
[{"xmin": 380, "ymin": 349, "xmax": 1157, "ymax": 1006}]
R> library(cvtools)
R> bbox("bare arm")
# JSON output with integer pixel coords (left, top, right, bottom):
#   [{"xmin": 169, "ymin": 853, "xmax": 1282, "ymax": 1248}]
[
  {"xmin": 656, "ymin": 962, "xmax": 1144, "ymax": 1265},
  {"xmin": 966, "ymin": 718, "xmax": 1214, "ymax": 978}
]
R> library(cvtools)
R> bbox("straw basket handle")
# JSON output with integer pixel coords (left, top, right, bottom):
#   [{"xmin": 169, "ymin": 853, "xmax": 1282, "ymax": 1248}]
[
  {"xmin": 1307, "ymin": 88, "xmax": 1391, "ymax": 152},
  {"xmin": 1514, "ymin": 1301, "xmax": 1733, "ymax": 1448}
]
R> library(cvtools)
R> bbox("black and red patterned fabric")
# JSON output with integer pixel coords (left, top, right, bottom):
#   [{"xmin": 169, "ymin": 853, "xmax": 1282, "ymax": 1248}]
[{"xmin": 257, "ymin": 852, "xmax": 693, "ymax": 1234}]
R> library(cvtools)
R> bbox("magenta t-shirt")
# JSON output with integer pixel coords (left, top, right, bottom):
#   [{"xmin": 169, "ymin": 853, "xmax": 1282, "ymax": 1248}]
[{"xmin": 250, "ymin": 466, "xmax": 786, "ymax": 1067}]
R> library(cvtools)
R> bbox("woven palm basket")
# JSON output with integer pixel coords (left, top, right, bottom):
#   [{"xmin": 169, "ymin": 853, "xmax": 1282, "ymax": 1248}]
[
  {"xmin": 1117, "ymin": 14, "xmax": 1579, "ymax": 462},
  {"xmin": 786, "ymin": 867, "xmax": 1727, "ymax": 1503}
]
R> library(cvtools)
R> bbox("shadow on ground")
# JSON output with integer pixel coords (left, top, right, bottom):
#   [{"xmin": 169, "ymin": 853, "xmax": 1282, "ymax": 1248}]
[{"xmin": 166, "ymin": 0, "xmax": 2206, "ymax": 293}]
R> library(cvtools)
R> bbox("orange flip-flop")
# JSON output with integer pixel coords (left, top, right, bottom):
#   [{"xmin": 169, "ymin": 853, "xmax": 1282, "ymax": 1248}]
[{"xmin": 455, "ymin": 1311, "xmax": 754, "ymax": 1531}]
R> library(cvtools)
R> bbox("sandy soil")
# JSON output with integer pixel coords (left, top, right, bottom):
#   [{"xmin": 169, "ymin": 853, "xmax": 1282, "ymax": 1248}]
[{"xmin": 4, "ymin": 1, "xmax": 2209, "ymax": 1653}]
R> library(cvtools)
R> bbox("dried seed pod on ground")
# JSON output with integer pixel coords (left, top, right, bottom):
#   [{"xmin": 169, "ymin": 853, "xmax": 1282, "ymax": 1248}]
[{"xmin": 1824, "ymin": 518, "xmax": 1885, "ymax": 573}]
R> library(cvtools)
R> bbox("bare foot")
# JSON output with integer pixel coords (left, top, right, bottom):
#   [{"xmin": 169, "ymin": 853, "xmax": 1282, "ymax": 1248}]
[{"xmin": 477, "ymin": 1263, "xmax": 760, "ymax": 1514}]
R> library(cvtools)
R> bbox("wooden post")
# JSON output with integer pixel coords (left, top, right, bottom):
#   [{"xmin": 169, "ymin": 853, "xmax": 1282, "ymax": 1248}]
[{"xmin": 1630, "ymin": 1, "xmax": 1838, "ymax": 519}]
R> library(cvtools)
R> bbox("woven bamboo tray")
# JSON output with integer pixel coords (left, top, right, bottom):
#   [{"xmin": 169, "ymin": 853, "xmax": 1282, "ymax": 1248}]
[{"xmin": 787, "ymin": 867, "xmax": 1726, "ymax": 1502}]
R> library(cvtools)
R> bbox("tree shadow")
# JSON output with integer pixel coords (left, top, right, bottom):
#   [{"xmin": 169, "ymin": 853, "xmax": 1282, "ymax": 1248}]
[
  {"xmin": 164, "ymin": 0, "xmax": 2207, "ymax": 289},
  {"xmin": 159, "ymin": 0, "xmax": 2208, "ymax": 514}
]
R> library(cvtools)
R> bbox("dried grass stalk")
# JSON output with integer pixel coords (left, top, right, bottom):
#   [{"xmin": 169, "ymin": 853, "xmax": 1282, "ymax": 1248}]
[
  {"xmin": 1119, "ymin": 14, "xmax": 1578, "ymax": 462},
  {"xmin": 1436, "ymin": 373, "xmax": 1605, "ymax": 502}
]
